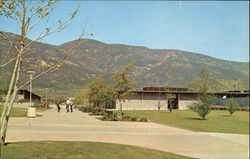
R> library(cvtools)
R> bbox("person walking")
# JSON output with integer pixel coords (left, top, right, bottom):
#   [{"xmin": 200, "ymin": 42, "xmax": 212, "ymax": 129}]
[
  {"xmin": 66, "ymin": 98, "xmax": 71, "ymax": 113},
  {"xmin": 56, "ymin": 98, "xmax": 61, "ymax": 112},
  {"xmin": 69, "ymin": 99, "xmax": 73, "ymax": 113}
]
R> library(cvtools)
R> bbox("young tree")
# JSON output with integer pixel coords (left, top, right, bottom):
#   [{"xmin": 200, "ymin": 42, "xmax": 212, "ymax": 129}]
[
  {"xmin": 190, "ymin": 67, "xmax": 214, "ymax": 120},
  {"xmin": 83, "ymin": 78, "xmax": 116, "ymax": 108},
  {"xmin": 74, "ymin": 87, "xmax": 90, "ymax": 107},
  {"xmin": 0, "ymin": 0, "xmax": 84, "ymax": 145},
  {"xmin": 112, "ymin": 62, "xmax": 136, "ymax": 111},
  {"xmin": 226, "ymin": 98, "xmax": 239, "ymax": 116}
]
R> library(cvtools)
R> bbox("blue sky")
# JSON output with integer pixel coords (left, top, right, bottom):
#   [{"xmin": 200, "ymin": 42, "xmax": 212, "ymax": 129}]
[{"xmin": 1, "ymin": 1, "xmax": 249, "ymax": 62}]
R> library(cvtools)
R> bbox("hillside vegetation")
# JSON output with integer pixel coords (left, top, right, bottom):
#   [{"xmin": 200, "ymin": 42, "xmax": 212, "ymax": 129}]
[{"xmin": 0, "ymin": 32, "xmax": 249, "ymax": 96}]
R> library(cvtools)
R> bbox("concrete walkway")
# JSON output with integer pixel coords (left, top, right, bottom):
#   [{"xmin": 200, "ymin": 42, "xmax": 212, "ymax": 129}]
[{"xmin": 6, "ymin": 105, "xmax": 249, "ymax": 159}]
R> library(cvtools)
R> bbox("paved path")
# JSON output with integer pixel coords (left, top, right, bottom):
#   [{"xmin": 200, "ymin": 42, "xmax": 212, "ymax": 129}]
[{"xmin": 6, "ymin": 105, "xmax": 249, "ymax": 159}]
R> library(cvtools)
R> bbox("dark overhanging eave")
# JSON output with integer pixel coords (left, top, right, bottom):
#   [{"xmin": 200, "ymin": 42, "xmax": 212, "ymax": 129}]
[{"xmin": 132, "ymin": 90, "xmax": 250, "ymax": 96}]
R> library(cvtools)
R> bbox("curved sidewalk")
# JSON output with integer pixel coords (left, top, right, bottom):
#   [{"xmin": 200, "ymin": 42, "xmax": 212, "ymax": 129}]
[{"xmin": 6, "ymin": 105, "xmax": 249, "ymax": 159}]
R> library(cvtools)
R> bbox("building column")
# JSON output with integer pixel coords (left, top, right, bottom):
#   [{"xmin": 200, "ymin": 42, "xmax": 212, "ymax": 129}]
[
  {"xmin": 177, "ymin": 94, "xmax": 180, "ymax": 110},
  {"xmin": 141, "ymin": 92, "xmax": 144, "ymax": 110}
]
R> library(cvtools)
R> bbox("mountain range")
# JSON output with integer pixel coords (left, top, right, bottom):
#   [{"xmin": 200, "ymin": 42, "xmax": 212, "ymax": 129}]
[{"xmin": 0, "ymin": 32, "xmax": 249, "ymax": 97}]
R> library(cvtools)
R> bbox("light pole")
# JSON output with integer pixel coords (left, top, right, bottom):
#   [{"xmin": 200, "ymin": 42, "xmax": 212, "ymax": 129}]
[
  {"xmin": 27, "ymin": 71, "xmax": 35, "ymax": 107},
  {"xmin": 45, "ymin": 88, "xmax": 49, "ymax": 109},
  {"xmin": 27, "ymin": 71, "xmax": 36, "ymax": 118}
]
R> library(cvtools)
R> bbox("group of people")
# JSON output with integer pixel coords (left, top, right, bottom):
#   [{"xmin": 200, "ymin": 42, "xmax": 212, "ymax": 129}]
[{"xmin": 56, "ymin": 98, "xmax": 74, "ymax": 113}]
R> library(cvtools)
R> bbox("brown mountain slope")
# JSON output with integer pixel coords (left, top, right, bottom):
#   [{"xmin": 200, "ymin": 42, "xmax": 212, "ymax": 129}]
[{"xmin": 0, "ymin": 32, "xmax": 249, "ymax": 96}]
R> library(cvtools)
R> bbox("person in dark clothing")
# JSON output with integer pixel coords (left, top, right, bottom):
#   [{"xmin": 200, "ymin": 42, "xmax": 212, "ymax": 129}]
[
  {"xmin": 69, "ymin": 99, "xmax": 73, "ymax": 112},
  {"xmin": 56, "ymin": 98, "xmax": 61, "ymax": 112}
]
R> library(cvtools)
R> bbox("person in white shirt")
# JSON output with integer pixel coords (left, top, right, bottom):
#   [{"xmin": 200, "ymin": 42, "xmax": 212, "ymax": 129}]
[{"xmin": 66, "ymin": 98, "xmax": 71, "ymax": 113}]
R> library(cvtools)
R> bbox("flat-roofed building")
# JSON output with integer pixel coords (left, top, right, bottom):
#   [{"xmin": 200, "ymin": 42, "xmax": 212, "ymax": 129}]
[{"xmin": 115, "ymin": 87, "xmax": 250, "ymax": 110}]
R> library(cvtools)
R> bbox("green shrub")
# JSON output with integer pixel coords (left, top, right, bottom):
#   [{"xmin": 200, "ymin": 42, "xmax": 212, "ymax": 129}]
[
  {"xmin": 101, "ymin": 112, "xmax": 118, "ymax": 121},
  {"xmin": 78, "ymin": 106, "xmax": 94, "ymax": 113},
  {"xmin": 139, "ymin": 117, "xmax": 148, "ymax": 122},
  {"xmin": 131, "ymin": 116, "xmax": 138, "ymax": 121},
  {"xmin": 239, "ymin": 106, "xmax": 249, "ymax": 111},
  {"xmin": 91, "ymin": 108, "xmax": 105, "ymax": 116},
  {"xmin": 78, "ymin": 106, "xmax": 107, "ymax": 116},
  {"xmin": 190, "ymin": 96, "xmax": 213, "ymax": 120},
  {"xmin": 122, "ymin": 115, "xmax": 131, "ymax": 121},
  {"xmin": 226, "ymin": 98, "xmax": 239, "ymax": 116},
  {"xmin": 92, "ymin": 111, "xmax": 105, "ymax": 116},
  {"xmin": 210, "ymin": 105, "xmax": 249, "ymax": 111},
  {"xmin": 101, "ymin": 111, "xmax": 147, "ymax": 122},
  {"xmin": 79, "ymin": 107, "xmax": 148, "ymax": 122},
  {"xmin": 111, "ymin": 112, "xmax": 119, "ymax": 121}
]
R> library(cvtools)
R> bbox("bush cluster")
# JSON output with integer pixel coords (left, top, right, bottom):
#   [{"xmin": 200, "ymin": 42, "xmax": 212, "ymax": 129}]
[
  {"xmin": 78, "ymin": 107, "xmax": 148, "ymax": 122},
  {"xmin": 211, "ymin": 105, "xmax": 249, "ymax": 111},
  {"xmin": 101, "ymin": 111, "xmax": 147, "ymax": 122},
  {"xmin": 78, "ymin": 107, "xmax": 106, "ymax": 116},
  {"xmin": 78, "ymin": 107, "xmax": 93, "ymax": 112}
]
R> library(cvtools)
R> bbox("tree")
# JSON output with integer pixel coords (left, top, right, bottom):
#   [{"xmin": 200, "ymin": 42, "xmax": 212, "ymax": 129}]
[
  {"xmin": 0, "ymin": 0, "xmax": 85, "ymax": 145},
  {"xmin": 112, "ymin": 62, "xmax": 136, "ymax": 111},
  {"xmin": 226, "ymin": 98, "xmax": 239, "ymax": 116},
  {"xmin": 74, "ymin": 87, "xmax": 90, "ymax": 107},
  {"xmin": 82, "ymin": 78, "xmax": 116, "ymax": 108},
  {"xmin": 190, "ymin": 67, "xmax": 214, "ymax": 120},
  {"xmin": 99, "ymin": 85, "xmax": 116, "ymax": 109}
]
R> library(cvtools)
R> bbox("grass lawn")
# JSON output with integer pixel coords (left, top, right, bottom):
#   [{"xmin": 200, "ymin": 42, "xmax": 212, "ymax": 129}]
[
  {"xmin": 2, "ymin": 141, "xmax": 195, "ymax": 159},
  {"xmin": 124, "ymin": 110, "xmax": 249, "ymax": 134},
  {"xmin": 0, "ymin": 106, "xmax": 27, "ymax": 117}
]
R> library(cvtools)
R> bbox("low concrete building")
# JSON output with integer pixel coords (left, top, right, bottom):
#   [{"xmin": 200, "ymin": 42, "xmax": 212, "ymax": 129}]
[
  {"xmin": 115, "ymin": 87, "xmax": 250, "ymax": 110},
  {"xmin": 116, "ymin": 92, "xmax": 168, "ymax": 110}
]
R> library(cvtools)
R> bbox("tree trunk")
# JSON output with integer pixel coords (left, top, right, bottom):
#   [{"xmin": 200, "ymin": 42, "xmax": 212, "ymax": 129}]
[
  {"xmin": 0, "ymin": 0, "xmax": 26, "ymax": 145},
  {"xmin": 202, "ymin": 115, "xmax": 206, "ymax": 120},
  {"xmin": 0, "ymin": 47, "xmax": 23, "ymax": 145},
  {"xmin": 1, "ymin": 52, "xmax": 23, "ymax": 144},
  {"xmin": 0, "ymin": 58, "xmax": 20, "ymax": 145},
  {"xmin": 0, "ymin": 54, "xmax": 19, "ymax": 124},
  {"xmin": 0, "ymin": 87, "xmax": 19, "ymax": 144}
]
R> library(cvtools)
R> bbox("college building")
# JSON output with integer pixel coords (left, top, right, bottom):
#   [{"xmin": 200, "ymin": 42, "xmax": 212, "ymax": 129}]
[
  {"xmin": 17, "ymin": 89, "xmax": 41, "ymax": 101},
  {"xmin": 115, "ymin": 87, "xmax": 250, "ymax": 110},
  {"xmin": 1, "ymin": 89, "xmax": 41, "ymax": 102}
]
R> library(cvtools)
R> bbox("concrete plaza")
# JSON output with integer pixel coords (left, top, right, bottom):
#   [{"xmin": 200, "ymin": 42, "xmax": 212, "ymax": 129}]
[{"xmin": 6, "ymin": 105, "xmax": 249, "ymax": 159}]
